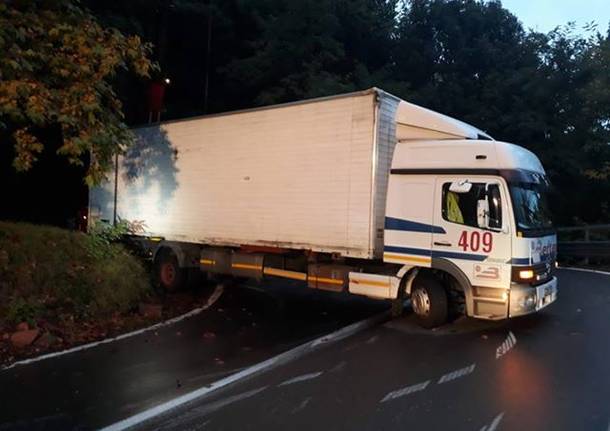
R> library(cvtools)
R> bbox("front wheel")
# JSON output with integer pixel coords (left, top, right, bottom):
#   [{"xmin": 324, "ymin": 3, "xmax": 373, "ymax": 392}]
[{"xmin": 411, "ymin": 275, "xmax": 448, "ymax": 328}]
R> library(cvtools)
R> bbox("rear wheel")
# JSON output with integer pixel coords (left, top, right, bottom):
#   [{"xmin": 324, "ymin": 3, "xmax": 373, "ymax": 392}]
[
  {"xmin": 411, "ymin": 275, "xmax": 448, "ymax": 328},
  {"xmin": 155, "ymin": 249, "xmax": 186, "ymax": 291}
]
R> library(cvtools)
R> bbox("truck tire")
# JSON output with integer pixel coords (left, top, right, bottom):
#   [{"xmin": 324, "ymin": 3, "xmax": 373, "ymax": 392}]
[
  {"xmin": 411, "ymin": 275, "xmax": 448, "ymax": 328},
  {"xmin": 155, "ymin": 249, "xmax": 186, "ymax": 292}
]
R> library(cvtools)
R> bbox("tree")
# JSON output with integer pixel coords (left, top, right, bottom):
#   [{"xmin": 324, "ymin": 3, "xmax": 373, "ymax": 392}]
[
  {"xmin": 0, "ymin": 0, "xmax": 155, "ymax": 185},
  {"xmin": 534, "ymin": 27, "xmax": 610, "ymax": 224},
  {"xmin": 393, "ymin": 1, "xmax": 610, "ymax": 224},
  {"xmin": 221, "ymin": 0, "xmax": 398, "ymax": 106},
  {"xmin": 15, "ymin": 0, "xmax": 607, "ymax": 224},
  {"xmin": 220, "ymin": 0, "xmax": 350, "ymax": 106},
  {"xmin": 394, "ymin": 0, "xmax": 536, "ymax": 123}
]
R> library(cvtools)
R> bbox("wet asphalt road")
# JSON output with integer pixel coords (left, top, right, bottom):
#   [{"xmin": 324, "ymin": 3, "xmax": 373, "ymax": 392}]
[
  {"xmin": 0, "ymin": 280, "xmax": 384, "ymax": 430},
  {"xmin": 145, "ymin": 269, "xmax": 610, "ymax": 431}
]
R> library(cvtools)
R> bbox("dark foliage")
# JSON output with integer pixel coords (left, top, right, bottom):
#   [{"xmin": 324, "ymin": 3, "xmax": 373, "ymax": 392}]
[{"xmin": 5, "ymin": 0, "xmax": 610, "ymax": 225}]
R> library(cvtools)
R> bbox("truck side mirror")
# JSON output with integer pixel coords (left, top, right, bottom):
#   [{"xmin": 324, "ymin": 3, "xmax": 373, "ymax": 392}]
[
  {"xmin": 477, "ymin": 199, "xmax": 489, "ymax": 229},
  {"xmin": 486, "ymin": 184, "xmax": 503, "ymax": 230},
  {"xmin": 449, "ymin": 180, "xmax": 472, "ymax": 194}
]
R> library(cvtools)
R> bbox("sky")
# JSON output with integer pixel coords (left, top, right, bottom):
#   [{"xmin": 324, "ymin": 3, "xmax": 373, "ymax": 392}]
[{"xmin": 500, "ymin": 0, "xmax": 610, "ymax": 35}]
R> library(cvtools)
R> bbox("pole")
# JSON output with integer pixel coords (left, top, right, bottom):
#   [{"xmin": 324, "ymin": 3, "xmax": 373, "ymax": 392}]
[{"xmin": 113, "ymin": 152, "xmax": 119, "ymax": 226}]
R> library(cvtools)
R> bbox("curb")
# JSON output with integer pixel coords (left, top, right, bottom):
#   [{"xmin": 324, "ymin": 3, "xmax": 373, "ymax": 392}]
[
  {"xmin": 101, "ymin": 310, "xmax": 391, "ymax": 431},
  {"xmin": 1, "ymin": 285, "xmax": 224, "ymax": 372}
]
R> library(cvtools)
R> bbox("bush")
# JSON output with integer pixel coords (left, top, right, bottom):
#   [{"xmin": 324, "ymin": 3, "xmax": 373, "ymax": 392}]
[
  {"xmin": 0, "ymin": 221, "xmax": 151, "ymax": 326},
  {"xmin": 6, "ymin": 297, "xmax": 44, "ymax": 326},
  {"xmin": 85, "ymin": 219, "xmax": 146, "ymax": 260}
]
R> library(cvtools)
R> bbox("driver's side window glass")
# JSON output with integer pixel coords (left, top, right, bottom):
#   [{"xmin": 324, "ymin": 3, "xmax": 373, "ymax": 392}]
[{"xmin": 442, "ymin": 182, "xmax": 486, "ymax": 228}]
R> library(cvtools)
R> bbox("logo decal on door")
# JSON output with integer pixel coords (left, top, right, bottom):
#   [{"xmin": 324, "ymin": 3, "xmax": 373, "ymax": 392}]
[{"xmin": 474, "ymin": 264, "xmax": 501, "ymax": 281}]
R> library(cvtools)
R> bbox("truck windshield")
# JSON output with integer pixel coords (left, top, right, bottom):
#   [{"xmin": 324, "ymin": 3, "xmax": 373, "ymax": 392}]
[{"xmin": 509, "ymin": 182, "xmax": 553, "ymax": 235}]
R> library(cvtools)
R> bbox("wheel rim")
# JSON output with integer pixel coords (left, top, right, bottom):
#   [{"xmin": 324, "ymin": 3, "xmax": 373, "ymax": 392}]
[
  {"xmin": 412, "ymin": 288, "xmax": 431, "ymax": 316},
  {"xmin": 160, "ymin": 262, "xmax": 176, "ymax": 286}
]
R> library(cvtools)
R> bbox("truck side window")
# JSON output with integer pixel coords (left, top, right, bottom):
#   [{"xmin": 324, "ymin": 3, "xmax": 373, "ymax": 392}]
[{"xmin": 442, "ymin": 182, "xmax": 486, "ymax": 228}]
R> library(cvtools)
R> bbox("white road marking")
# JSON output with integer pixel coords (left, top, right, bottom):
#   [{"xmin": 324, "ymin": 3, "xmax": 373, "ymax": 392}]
[
  {"xmin": 559, "ymin": 266, "xmax": 610, "ymax": 276},
  {"xmin": 438, "ymin": 363, "xmax": 476, "ymax": 384},
  {"xmin": 185, "ymin": 367, "xmax": 245, "ymax": 384},
  {"xmin": 308, "ymin": 311, "xmax": 388, "ymax": 348},
  {"xmin": 479, "ymin": 411, "xmax": 505, "ymax": 431},
  {"xmin": 190, "ymin": 386, "xmax": 267, "ymax": 416},
  {"xmin": 278, "ymin": 371, "xmax": 323, "ymax": 387},
  {"xmin": 380, "ymin": 380, "xmax": 430, "ymax": 403},
  {"xmin": 496, "ymin": 331, "xmax": 517, "ymax": 359},
  {"xmin": 1, "ymin": 284, "xmax": 225, "ymax": 371},
  {"xmin": 160, "ymin": 386, "xmax": 268, "ymax": 427},
  {"xmin": 291, "ymin": 397, "xmax": 312, "ymax": 414},
  {"xmin": 101, "ymin": 309, "xmax": 390, "ymax": 431}
]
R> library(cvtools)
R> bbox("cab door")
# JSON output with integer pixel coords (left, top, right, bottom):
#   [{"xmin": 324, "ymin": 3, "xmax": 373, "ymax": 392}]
[{"xmin": 432, "ymin": 177, "xmax": 512, "ymax": 318}]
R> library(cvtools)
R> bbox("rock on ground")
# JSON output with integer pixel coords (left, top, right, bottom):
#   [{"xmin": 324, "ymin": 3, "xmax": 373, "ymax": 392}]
[{"xmin": 10, "ymin": 329, "xmax": 40, "ymax": 349}]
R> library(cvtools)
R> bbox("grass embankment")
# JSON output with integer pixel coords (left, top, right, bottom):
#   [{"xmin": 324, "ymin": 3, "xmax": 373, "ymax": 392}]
[{"xmin": 0, "ymin": 221, "xmax": 150, "ymax": 341}]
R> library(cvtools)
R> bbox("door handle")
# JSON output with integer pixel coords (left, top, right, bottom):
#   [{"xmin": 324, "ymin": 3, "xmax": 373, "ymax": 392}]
[{"xmin": 434, "ymin": 241, "xmax": 452, "ymax": 247}]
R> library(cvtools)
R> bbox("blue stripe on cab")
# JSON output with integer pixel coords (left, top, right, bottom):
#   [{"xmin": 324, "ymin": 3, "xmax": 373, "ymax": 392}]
[
  {"xmin": 431, "ymin": 250, "xmax": 487, "ymax": 261},
  {"xmin": 384, "ymin": 217, "xmax": 446, "ymax": 234},
  {"xmin": 384, "ymin": 245, "xmax": 431, "ymax": 257}
]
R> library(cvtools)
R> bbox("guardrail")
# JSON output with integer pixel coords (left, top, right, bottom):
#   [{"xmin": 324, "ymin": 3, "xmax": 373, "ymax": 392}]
[{"xmin": 557, "ymin": 224, "xmax": 610, "ymax": 264}]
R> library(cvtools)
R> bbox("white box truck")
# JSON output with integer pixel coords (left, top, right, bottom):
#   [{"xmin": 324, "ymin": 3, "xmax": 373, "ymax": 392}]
[{"xmin": 90, "ymin": 88, "xmax": 557, "ymax": 327}]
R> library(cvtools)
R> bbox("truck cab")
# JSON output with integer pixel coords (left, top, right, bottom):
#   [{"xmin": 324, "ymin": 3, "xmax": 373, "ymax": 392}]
[{"xmin": 383, "ymin": 139, "xmax": 557, "ymax": 326}]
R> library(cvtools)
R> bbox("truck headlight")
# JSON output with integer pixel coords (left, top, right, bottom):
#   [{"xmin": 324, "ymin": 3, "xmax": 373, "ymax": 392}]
[
  {"xmin": 518, "ymin": 269, "xmax": 535, "ymax": 280},
  {"xmin": 512, "ymin": 266, "xmax": 542, "ymax": 283}
]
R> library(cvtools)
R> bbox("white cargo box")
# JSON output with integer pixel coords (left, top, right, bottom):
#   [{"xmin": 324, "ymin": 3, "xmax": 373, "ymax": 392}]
[{"xmin": 90, "ymin": 88, "xmax": 488, "ymax": 259}]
